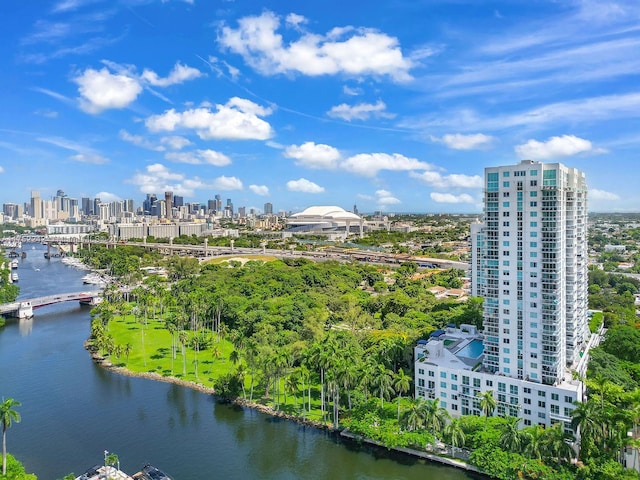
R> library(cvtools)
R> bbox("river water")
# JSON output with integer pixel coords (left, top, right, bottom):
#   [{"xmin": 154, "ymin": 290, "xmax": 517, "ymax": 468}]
[{"xmin": 0, "ymin": 244, "xmax": 474, "ymax": 480}]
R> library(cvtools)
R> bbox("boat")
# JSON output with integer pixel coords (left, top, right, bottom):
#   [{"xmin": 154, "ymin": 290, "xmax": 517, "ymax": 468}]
[
  {"xmin": 10, "ymin": 259, "xmax": 18, "ymax": 269},
  {"xmin": 133, "ymin": 464, "xmax": 173, "ymax": 480},
  {"xmin": 11, "ymin": 273, "xmax": 18, "ymax": 282}
]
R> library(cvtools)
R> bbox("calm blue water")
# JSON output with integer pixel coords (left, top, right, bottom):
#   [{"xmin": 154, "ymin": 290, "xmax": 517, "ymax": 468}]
[
  {"xmin": 0, "ymin": 244, "xmax": 475, "ymax": 480},
  {"xmin": 456, "ymin": 339, "xmax": 484, "ymax": 359}
]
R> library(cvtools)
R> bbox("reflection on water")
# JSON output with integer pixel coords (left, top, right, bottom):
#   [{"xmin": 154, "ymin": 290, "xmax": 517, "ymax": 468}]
[{"xmin": 18, "ymin": 317, "xmax": 32, "ymax": 336}]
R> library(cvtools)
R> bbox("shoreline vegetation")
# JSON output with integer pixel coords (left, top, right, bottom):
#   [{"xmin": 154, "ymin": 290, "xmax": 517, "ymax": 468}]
[{"xmin": 27, "ymin": 242, "xmax": 640, "ymax": 480}]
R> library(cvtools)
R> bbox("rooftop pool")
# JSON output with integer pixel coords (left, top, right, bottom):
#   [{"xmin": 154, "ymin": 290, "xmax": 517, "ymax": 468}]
[{"xmin": 456, "ymin": 338, "xmax": 484, "ymax": 359}]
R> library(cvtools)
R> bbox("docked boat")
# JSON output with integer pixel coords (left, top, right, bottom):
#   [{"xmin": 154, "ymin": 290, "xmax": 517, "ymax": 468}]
[
  {"xmin": 133, "ymin": 464, "xmax": 172, "ymax": 480},
  {"xmin": 11, "ymin": 273, "xmax": 18, "ymax": 282},
  {"xmin": 10, "ymin": 259, "xmax": 18, "ymax": 269}
]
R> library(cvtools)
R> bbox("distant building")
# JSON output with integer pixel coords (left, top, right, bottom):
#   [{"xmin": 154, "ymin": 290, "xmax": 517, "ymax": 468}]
[
  {"xmin": 264, "ymin": 202, "xmax": 273, "ymax": 215},
  {"xmin": 286, "ymin": 205, "xmax": 364, "ymax": 238}
]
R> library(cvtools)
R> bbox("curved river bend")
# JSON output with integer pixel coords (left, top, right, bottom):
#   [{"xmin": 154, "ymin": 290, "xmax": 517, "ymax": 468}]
[{"xmin": 0, "ymin": 244, "xmax": 475, "ymax": 480}]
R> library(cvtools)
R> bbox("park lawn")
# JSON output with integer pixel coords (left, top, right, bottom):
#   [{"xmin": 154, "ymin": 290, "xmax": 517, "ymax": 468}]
[
  {"xmin": 203, "ymin": 255, "xmax": 278, "ymax": 265},
  {"xmin": 104, "ymin": 313, "xmax": 330, "ymax": 424},
  {"xmin": 107, "ymin": 313, "xmax": 236, "ymax": 383}
]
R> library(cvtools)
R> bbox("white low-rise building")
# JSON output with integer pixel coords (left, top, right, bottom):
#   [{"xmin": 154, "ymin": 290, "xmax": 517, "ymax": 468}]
[{"xmin": 414, "ymin": 324, "xmax": 582, "ymax": 434}]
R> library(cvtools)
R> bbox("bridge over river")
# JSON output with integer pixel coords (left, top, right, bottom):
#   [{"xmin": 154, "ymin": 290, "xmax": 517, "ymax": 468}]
[{"xmin": 0, "ymin": 291, "xmax": 102, "ymax": 319}]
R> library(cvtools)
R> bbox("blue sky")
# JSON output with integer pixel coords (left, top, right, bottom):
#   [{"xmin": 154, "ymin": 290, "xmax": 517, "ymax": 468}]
[{"xmin": 1, "ymin": 0, "xmax": 639, "ymax": 214}]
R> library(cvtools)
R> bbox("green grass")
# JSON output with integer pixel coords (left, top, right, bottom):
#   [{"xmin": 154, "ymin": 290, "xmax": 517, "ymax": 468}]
[
  {"xmin": 589, "ymin": 311, "xmax": 604, "ymax": 333},
  {"xmin": 103, "ymin": 313, "xmax": 331, "ymax": 424}
]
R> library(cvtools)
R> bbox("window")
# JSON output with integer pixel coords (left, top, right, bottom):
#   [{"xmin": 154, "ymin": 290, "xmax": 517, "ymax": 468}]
[
  {"xmin": 503, "ymin": 348, "xmax": 510, "ymax": 354},
  {"xmin": 523, "ymin": 387, "xmax": 531, "ymax": 394},
  {"xmin": 486, "ymin": 380, "xmax": 493, "ymax": 387},
  {"xmin": 564, "ymin": 396, "xmax": 574, "ymax": 403},
  {"xmin": 418, "ymin": 378, "xmax": 425, "ymax": 387},
  {"xmin": 531, "ymin": 232, "xmax": 538, "ymax": 237},
  {"xmin": 538, "ymin": 401, "xmax": 546, "ymax": 408},
  {"xmin": 538, "ymin": 391, "xmax": 546, "ymax": 397},
  {"xmin": 498, "ymin": 382, "xmax": 506, "ymax": 392},
  {"xmin": 451, "ymin": 374, "xmax": 458, "ymax": 381},
  {"xmin": 538, "ymin": 412, "xmax": 546, "ymax": 419},
  {"xmin": 440, "ymin": 372, "xmax": 447, "ymax": 378},
  {"xmin": 530, "ymin": 282, "xmax": 537, "ymax": 288},
  {"xmin": 503, "ymin": 191, "xmax": 510, "ymax": 197},
  {"xmin": 451, "ymin": 384, "xmax": 458, "ymax": 391},
  {"xmin": 473, "ymin": 378, "xmax": 481, "ymax": 388},
  {"xmin": 530, "ymin": 221, "xmax": 537, "ymax": 227},
  {"xmin": 504, "ymin": 358, "xmax": 510, "ymax": 364},
  {"xmin": 524, "ymin": 398, "xmax": 531, "ymax": 405},
  {"xmin": 524, "ymin": 409, "xmax": 531, "ymax": 415},
  {"xmin": 440, "ymin": 381, "xmax": 447, "ymax": 389},
  {"xmin": 551, "ymin": 393, "xmax": 559, "ymax": 401},
  {"xmin": 503, "ymin": 202, "xmax": 510, "ymax": 208},
  {"xmin": 510, "ymin": 385, "xmax": 518, "ymax": 395},
  {"xmin": 530, "ymin": 180, "xmax": 538, "ymax": 186},
  {"xmin": 503, "ymin": 241, "xmax": 510, "ymax": 247},
  {"xmin": 503, "ymin": 171, "xmax": 510, "ymax": 177},
  {"xmin": 531, "ymin": 362, "xmax": 537, "ymax": 368},
  {"xmin": 530, "ymin": 262, "xmax": 537, "ymax": 268},
  {"xmin": 503, "ymin": 260, "xmax": 510, "ymax": 266},
  {"xmin": 498, "ymin": 394, "xmax": 506, "ymax": 402},
  {"xmin": 503, "ymin": 181, "xmax": 510, "ymax": 187},
  {"xmin": 503, "ymin": 221, "xmax": 510, "ymax": 226},
  {"xmin": 440, "ymin": 392, "xmax": 447, "ymax": 398},
  {"xmin": 504, "ymin": 367, "xmax": 511, "ymax": 373},
  {"xmin": 428, "ymin": 371, "xmax": 435, "ymax": 377},
  {"xmin": 551, "ymin": 405, "xmax": 560, "ymax": 415},
  {"xmin": 418, "ymin": 369, "xmax": 424, "ymax": 375},
  {"xmin": 564, "ymin": 407, "xmax": 572, "ymax": 416},
  {"xmin": 503, "ymin": 231, "xmax": 510, "ymax": 236},
  {"xmin": 530, "ymin": 242, "xmax": 537, "ymax": 247},
  {"xmin": 530, "ymin": 211, "xmax": 537, "ymax": 217},
  {"xmin": 503, "ymin": 211, "xmax": 510, "ymax": 217},
  {"xmin": 530, "ymin": 201, "xmax": 537, "ymax": 207},
  {"xmin": 530, "ymin": 342, "xmax": 537, "ymax": 349},
  {"xmin": 462, "ymin": 376, "xmax": 470, "ymax": 385},
  {"xmin": 530, "ymin": 252, "xmax": 537, "ymax": 258}
]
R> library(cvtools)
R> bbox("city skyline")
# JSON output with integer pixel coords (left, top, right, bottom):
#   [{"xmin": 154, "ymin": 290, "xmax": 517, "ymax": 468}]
[{"xmin": 1, "ymin": 1, "xmax": 639, "ymax": 213}]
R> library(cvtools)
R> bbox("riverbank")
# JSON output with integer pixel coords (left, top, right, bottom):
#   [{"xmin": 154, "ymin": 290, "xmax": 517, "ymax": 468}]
[
  {"xmin": 87, "ymin": 343, "xmax": 487, "ymax": 478},
  {"xmin": 86, "ymin": 343, "xmax": 332, "ymax": 431}
]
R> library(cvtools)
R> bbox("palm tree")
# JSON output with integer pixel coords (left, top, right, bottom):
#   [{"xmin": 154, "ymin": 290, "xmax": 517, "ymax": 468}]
[
  {"xmin": 423, "ymin": 398, "xmax": 449, "ymax": 439},
  {"xmin": 444, "ymin": 418, "xmax": 465, "ymax": 456},
  {"xmin": 286, "ymin": 371, "xmax": 301, "ymax": 407},
  {"xmin": 543, "ymin": 422, "xmax": 576, "ymax": 464},
  {"xmin": 372, "ymin": 364, "xmax": 394, "ymax": 408},
  {"xmin": 500, "ymin": 416, "xmax": 525, "ymax": 453},
  {"xmin": 178, "ymin": 330, "xmax": 188, "ymax": 376},
  {"xmin": 393, "ymin": 368, "xmax": 411, "ymax": 422},
  {"xmin": 1, "ymin": 397, "xmax": 21, "ymax": 475},
  {"xmin": 402, "ymin": 398, "xmax": 427, "ymax": 431},
  {"xmin": 229, "ymin": 350, "xmax": 240, "ymax": 366},
  {"xmin": 523, "ymin": 425, "xmax": 545, "ymax": 461},
  {"xmin": 478, "ymin": 390, "xmax": 497, "ymax": 425},
  {"xmin": 570, "ymin": 398, "xmax": 603, "ymax": 459}
]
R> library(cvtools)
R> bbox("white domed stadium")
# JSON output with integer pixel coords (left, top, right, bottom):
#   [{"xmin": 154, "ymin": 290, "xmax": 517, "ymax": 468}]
[{"xmin": 286, "ymin": 206, "xmax": 364, "ymax": 237}]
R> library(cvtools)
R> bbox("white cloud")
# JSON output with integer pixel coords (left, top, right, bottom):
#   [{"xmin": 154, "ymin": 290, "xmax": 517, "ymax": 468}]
[
  {"xmin": 219, "ymin": 11, "xmax": 413, "ymax": 82},
  {"xmin": 160, "ymin": 135, "xmax": 192, "ymax": 150},
  {"xmin": 376, "ymin": 189, "xmax": 400, "ymax": 206},
  {"xmin": 69, "ymin": 152, "xmax": 109, "ymax": 164},
  {"xmin": 0, "ymin": 166, "xmax": 4, "ymax": 173},
  {"xmin": 515, "ymin": 134, "xmax": 595, "ymax": 160},
  {"xmin": 357, "ymin": 193, "xmax": 374, "ymax": 201},
  {"xmin": 286, "ymin": 178, "xmax": 325, "ymax": 193},
  {"xmin": 284, "ymin": 142, "xmax": 340, "ymax": 169},
  {"xmin": 410, "ymin": 171, "xmax": 483, "ymax": 188},
  {"xmin": 327, "ymin": 100, "xmax": 394, "ymax": 121},
  {"xmin": 249, "ymin": 184, "xmax": 270, "ymax": 196},
  {"xmin": 341, "ymin": 153, "xmax": 434, "ymax": 177},
  {"xmin": 165, "ymin": 149, "xmax": 231, "ymax": 166},
  {"xmin": 74, "ymin": 67, "xmax": 143, "ymax": 113},
  {"xmin": 590, "ymin": 189, "xmax": 620, "ymax": 201},
  {"xmin": 343, "ymin": 85, "xmax": 362, "ymax": 96},
  {"xmin": 432, "ymin": 133, "xmax": 494, "ymax": 150},
  {"xmin": 128, "ymin": 163, "xmax": 207, "ymax": 197},
  {"xmin": 37, "ymin": 136, "xmax": 110, "ymax": 164},
  {"xmin": 285, "ymin": 13, "xmax": 307, "ymax": 28},
  {"xmin": 145, "ymin": 97, "xmax": 273, "ymax": 140},
  {"xmin": 141, "ymin": 62, "xmax": 203, "ymax": 87},
  {"xmin": 430, "ymin": 192, "xmax": 475, "ymax": 204},
  {"xmin": 119, "ymin": 130, "xmax": 164, "ymax": 151},
  {"xmin": 212, "ymin": 175, "xmax": 243, "ymax": 190},
  {"xmin": 93, "ymin": 191, "xmax": 121, "ymax": 202}
]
